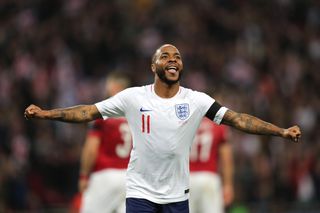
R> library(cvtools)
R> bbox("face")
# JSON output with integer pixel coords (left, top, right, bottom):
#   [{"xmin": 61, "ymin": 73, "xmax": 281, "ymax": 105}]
[{"xmin": 152, "ymin": 44, "xmax": 183, "ymax": 85}]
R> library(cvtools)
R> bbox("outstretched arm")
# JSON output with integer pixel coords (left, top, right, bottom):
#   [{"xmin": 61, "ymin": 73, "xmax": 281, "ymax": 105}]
[
  {"xmin": 24, "ymin": 104, "xmax": 102, "ymax": 123},
  {"xmin": 221, "ymin": 109, "xmax": 301, "ymax": 142}
]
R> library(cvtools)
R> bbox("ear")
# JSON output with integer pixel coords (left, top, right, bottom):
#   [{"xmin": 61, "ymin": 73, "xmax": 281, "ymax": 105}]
[{"xmin": 151, "ymin": 63, "xmax": 156, "ymax": 73}]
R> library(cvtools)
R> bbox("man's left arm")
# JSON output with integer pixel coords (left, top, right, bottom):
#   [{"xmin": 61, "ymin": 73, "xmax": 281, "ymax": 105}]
[{"xmin": 221, "ymin": 109, "xmax": 301, "ymax": 142}]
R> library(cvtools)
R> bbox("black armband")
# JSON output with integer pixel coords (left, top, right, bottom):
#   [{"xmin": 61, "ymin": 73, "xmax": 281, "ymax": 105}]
[{"xmin": 205, "ymin": 101, "xmax": 222, "ymax": 120}]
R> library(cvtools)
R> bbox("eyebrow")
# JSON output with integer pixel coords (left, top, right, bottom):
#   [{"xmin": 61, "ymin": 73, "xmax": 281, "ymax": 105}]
[{"xmin": 160, "ymin": 52, "xmax": 180, "ymax": 56}]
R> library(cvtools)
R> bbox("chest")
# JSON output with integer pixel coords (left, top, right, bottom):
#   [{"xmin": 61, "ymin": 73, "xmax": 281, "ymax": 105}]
[{"xmin": 145, "ymin": 97, "xmax": 191, "ymax": 121}]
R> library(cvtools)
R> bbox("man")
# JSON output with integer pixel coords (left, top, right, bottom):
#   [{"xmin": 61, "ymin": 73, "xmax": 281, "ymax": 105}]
[
  {"xmin": 25, "ymin": 44, "xmax": 301, "ymax": 213},
  {"xmin": 189, "ymin": 117, "xmax": 234, "ymax": 213},
  {"xmin": 79, "ymin": 72, "xmax": 131, "ymax": 213}
]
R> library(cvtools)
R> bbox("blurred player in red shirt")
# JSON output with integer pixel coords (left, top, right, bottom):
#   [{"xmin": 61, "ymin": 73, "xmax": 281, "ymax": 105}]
[
  {"xmin": 189, "ymin": 92, "xmax": 234, "ymax": 213},
  {"xmin": 79, "ymin": 72, "xmax": 131, "ymax": 213}
]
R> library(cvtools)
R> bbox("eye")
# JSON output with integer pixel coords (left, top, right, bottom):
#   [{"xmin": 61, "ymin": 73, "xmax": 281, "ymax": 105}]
[
  {"xmin": 175, "ymin": 55, "xmax": 181, "ymax": 60},
  {"xmin": 160, "ymin": 55, "xmax": 168, "ymax": 59}
]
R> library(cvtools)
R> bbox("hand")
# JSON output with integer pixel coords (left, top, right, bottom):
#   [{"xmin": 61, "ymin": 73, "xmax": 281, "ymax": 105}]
[
  {"xmin": 78, "ymin": 178, "xmax": 89, "ymax": 193},
  {"xmin": 223, "ymin": 184, "xmax": 234, "ymax": 207},
  {"xmin": 282, "ymin": 125, "xmax": 301, "ymax": 143},
  {"xmin": 24, "ymin": 104, "xmax": 43, "ymax": 120}
]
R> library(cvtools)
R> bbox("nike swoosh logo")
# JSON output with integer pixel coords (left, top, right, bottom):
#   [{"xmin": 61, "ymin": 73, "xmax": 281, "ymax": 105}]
[{"xmin": 140, "ymin": 107, "xmax": 152, "ymax": 112}]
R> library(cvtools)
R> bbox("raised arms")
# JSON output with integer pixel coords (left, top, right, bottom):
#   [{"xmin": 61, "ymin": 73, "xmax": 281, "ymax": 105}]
[
  {"xmin": 24, "ymin": 104, "xmax": 102, "ymax": 123},
  {"xmin": 221, "ymin": 109, "xmax": 301, "ymax": 142}
]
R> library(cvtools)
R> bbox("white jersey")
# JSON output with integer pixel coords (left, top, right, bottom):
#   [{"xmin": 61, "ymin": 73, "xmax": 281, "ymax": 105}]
[{"xmin": 95, "ymin": 84, "xmax": 227, "ymax": 204}]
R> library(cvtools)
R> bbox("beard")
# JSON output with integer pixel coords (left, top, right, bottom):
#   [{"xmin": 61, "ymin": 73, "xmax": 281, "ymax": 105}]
[{"xmin": 155, "ymin": 66, "xmax": 182, "ymax": 86}]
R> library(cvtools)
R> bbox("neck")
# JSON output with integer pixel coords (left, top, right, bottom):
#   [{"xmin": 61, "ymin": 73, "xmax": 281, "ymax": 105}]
[{"xmin": 153, "ymin": 78, "xmax": 180, "ymax": 98}]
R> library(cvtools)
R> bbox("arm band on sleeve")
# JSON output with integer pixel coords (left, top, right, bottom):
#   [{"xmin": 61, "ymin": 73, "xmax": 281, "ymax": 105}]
[{"xmin": 205, "ymin": 101, "xmax": 222, "ymax": 120}]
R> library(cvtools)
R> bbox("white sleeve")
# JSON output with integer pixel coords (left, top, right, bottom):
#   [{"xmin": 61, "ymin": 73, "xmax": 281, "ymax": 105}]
[
  {"xmin": 95, "ymin": 89, "xmax": 129, "ymax": 119},
  {"xmin": 213, "ymin": 107, "xmax": 228, "ymax": 124},
  {"xmin": 194, "ymin": 91, "xmax": 228, "ymax": 125}
]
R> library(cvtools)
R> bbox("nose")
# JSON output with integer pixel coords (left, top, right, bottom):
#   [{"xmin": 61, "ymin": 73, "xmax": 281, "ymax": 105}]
[{"xmin": 168, "ymin": 56, "xmax": 177, "ymax": 62}]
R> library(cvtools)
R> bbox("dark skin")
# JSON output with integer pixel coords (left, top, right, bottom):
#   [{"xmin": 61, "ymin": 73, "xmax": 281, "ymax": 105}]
[
  {"xmin": 25, "ymin": 104, "xmax": 101, "ymax": 123},
  {"xmin": 222, "ymin": 110, "xmax": 300, "ymax": 142},
  {"xmin": 24, "ymin": 44, "xmax": 301, "ymax": 142},
  {"xmin": 151, "ymin": 44, "xmax": 183, "ymax": 98}
]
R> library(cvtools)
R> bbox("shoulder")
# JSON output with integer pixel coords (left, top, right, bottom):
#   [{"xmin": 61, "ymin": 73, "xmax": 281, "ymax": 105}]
[
  {"xmin": 115, "ymin": 86, "xmax": 147, "ymax": 98},
  {"xmin": 126, "ymin": 85, "xmax": 150, "ymax": 93},
  {"xmin": 119, "ymin": 86, "xmax": 141, "ymax": 94},
  {"xmin": 180, "ymin": 87, "xmax": 214, "ymax": 106},
  {"xmin": 180, "ymin": 87, "xmax": 210, "ymax": 98}
]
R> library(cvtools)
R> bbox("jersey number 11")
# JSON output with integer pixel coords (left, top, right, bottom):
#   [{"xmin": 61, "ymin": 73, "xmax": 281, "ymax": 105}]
[{"xmin": 141, "ymin": 114, "xmax": 150, "ymax": 134}]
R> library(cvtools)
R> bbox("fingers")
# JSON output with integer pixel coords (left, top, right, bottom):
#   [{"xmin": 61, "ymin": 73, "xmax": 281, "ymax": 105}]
[
  {"xmin": 24, "ymin": 104, "xmax": 40, "ymax": 120},
  {"xmin": 290, "ymin": 126, "xmax": 301, "ymax": 143}
]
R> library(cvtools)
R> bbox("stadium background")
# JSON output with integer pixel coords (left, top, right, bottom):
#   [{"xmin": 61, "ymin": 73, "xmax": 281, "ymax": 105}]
[{"xmin": 0, "ymin": 0, "xmax": 319, "ymax": 212}]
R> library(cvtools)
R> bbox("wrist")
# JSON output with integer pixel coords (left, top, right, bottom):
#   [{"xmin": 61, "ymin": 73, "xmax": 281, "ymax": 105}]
[
  {"xmin": 42, "ymin": 110, "xmax": 50, "ymax": 119},
  {"xmin": 279, "ymin": 128, "xmax": 286, "ymax": 138}
]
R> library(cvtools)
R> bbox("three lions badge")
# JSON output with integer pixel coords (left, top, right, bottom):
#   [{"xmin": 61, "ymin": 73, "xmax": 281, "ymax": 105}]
[{"xmin": 175, "ymin": 103, "xmax": 189, "ymax": 120}]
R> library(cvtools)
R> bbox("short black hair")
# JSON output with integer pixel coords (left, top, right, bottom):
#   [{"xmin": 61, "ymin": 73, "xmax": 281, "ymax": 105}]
[{"xmin": 151, "ymin": 44, "xmax": 180, "ymax": 64}]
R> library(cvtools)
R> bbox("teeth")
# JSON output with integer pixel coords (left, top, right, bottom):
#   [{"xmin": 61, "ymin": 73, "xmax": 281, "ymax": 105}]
[{"xmin": 166, "ymin": 65, "xmax": 178, "ymax": 74}]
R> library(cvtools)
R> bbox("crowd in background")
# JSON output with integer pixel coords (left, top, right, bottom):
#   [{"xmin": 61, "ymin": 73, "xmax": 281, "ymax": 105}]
[{"xmin": 0, "ymin": 0, "xmax": 319, "ymax": 212}]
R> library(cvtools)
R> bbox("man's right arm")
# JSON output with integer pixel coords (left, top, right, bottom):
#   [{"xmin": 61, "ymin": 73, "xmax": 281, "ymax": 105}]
[
  {"xmin": 79, "ymin": 134, "xmax": 100, "ymax": 192},
  {"xmin": 24, "ymin": 104, "xmax": 102, "ymax": 123},
  {"xmin": 219, "ymin": 142, "xmax": 234, "ymax": 206}
]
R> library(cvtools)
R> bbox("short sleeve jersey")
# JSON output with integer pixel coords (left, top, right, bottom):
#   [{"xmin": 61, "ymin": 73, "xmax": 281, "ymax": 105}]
[
  {"xmin": 190, "ymin": 118, "xmax": 228, "ymax": 173},
  {"xmin": 87, "ymin": 118, "xmax": 131, "ymax": 172},
  {"xmin": 95, "ymin": 84, "xmax": 228, "ymax": 204}
]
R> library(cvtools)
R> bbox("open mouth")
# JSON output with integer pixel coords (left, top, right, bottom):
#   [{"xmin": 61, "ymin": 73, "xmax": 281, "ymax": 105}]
[{"xmin": 166, "ymin": 66, "xmax": 178, "ymax": 74}]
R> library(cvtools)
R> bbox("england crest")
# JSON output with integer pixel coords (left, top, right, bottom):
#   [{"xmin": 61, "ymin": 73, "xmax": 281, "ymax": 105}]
[{"xmin": 175, "ymin": 103, "xmax": 190, "ymax": 120}]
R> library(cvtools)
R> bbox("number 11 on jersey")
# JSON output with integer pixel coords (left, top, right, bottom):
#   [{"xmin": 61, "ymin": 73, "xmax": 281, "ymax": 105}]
[{"xmin": 142, "ymin": 114, "xmax": 150, "ymax": 133}]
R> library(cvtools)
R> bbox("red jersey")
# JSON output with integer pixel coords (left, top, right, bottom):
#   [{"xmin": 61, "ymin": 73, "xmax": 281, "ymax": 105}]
[
  {"xmin": 88, "ymin": 118, "xmax": 132, "ymax": 172},
  {"xmin": 190, "ymin": 118, "xmax": 228, "ymax": 173}
]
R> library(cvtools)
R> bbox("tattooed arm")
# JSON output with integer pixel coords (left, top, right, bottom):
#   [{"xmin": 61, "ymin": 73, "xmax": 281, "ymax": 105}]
[
  {"xmin": 24, "ymin": 104, "xmax": 102, "ymax": 123},
  {"xmin": 221, "ymin": 109, "xmax": 301, "ymax": 142}
]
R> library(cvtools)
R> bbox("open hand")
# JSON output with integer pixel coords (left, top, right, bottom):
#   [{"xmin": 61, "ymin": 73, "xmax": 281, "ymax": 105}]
[
  {"xmin": 282, "ymin": 125, "xmax": 301, "ymax": 143},
  {"xmin": 24, "ymin": 104, "xmax": 43, "ymax": 120}
]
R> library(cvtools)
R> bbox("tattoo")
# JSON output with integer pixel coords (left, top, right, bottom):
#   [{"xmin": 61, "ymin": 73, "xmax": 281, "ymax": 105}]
[
  {"xmin": 49, "ymin": 105, "xmax": 101, "ymax": 123},
  {"xmin": 60, "ymin": 112, "xmax": 67, "ymax": 120},
  {"xmin": 81, "ymin": 110, "xmax": 88, "ymax": 119},
  {"xmin": 222, "ymin": 110, "xmax": 283, "ymax": 136},
  {"xmin": 245, "ymin": 116, "xmax": 254, "ymax": 130}
]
